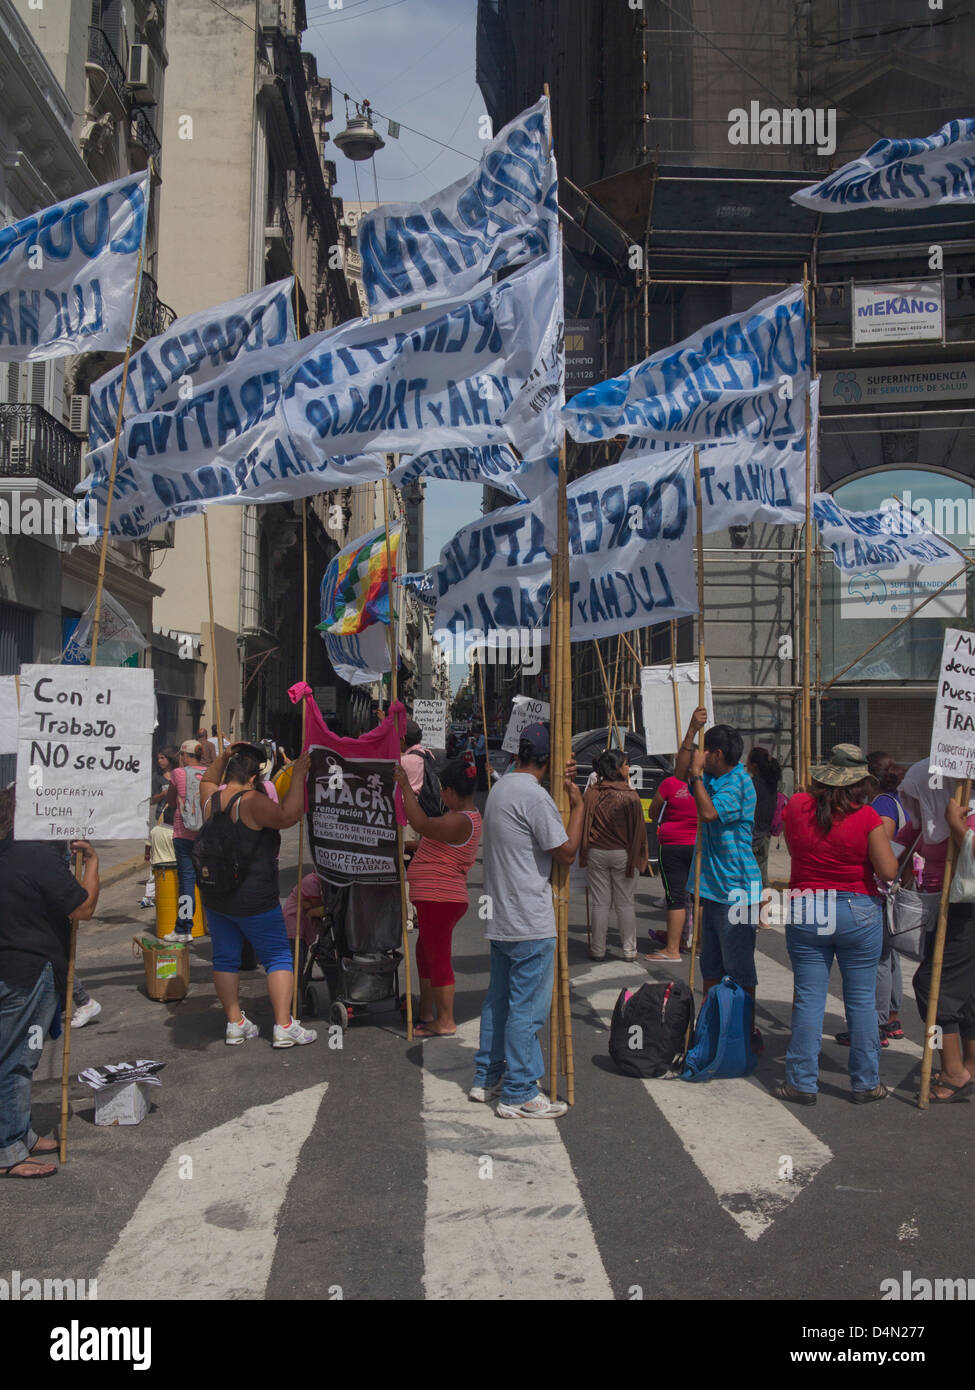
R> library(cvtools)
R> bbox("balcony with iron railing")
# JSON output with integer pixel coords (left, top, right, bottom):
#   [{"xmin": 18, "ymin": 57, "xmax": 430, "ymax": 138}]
[
  {"xmin": 129, "ymin": 104, "xmax": 162, "ymax": 171},
  {"xmin": 0, "ymin": 405, "xmax": 81, "ymax": 497},
  {"xmin": 265, "ymin": 191, "xmax": 295, "ymax": 271},
  {"xmin": 135, "ymin": 271, "xmax": 177, "ymax": 343},
  {"xmin": 86, "ymin": 26, "xmax": 129, "ymax": 114}
]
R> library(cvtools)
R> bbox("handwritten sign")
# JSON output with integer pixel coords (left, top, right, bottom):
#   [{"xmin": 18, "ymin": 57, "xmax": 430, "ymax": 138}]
[
  {"xmin": 930, "ymin": 629, "xmax": 975, "ymax": 778},
  {"xmin": 307, "ymin": 746, "xmax": 398, "ymax": 887},
  {"xmin": 0, "ymin": 675, "xmax": 18, "ymax": 755},
  {"xmin": 641, "ymin": 662, "xmax": 715, "ymax": 756},
  {"xmin": 14, "ymin": 665, "xmax": 153, "ymax": 841},
  {"xmin": 413, "ymin": 699, "xmax": 447, "ymax": 749},
  {"xmin": 502, "ymin": 696, "xmax": 551, "ymax": 755}
]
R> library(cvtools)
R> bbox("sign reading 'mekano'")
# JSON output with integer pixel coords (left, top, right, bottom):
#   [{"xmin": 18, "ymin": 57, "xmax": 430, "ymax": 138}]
[{"xmin": 852, "ymin": 279, "xmax": 943, "ymax": 345}]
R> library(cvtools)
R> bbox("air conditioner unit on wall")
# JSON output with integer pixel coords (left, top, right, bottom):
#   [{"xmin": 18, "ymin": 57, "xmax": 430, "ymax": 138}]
[
  {"xmin": 126, "ymin": 45, "xmax": 156, "ymax": 103},
  {"xmin": 67, "ymin": 395, "xmax": 89, "ymax": 437}
]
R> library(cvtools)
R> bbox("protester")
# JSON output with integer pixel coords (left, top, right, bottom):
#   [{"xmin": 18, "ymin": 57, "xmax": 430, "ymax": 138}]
[
  {"xmin": 832, "ymin": 751, "xmax": 908, "ymax": 1048},
  {"xmin": 474, "ymin": 728, "xmax": 489, "ymax": 791},
  {"xmin": 401, "ymin": 719, "xmax": 433, "ymax": 795},
  {"xmin": 164, "ymin": 740, "xmax": 207, "ymax": 943},
  {"xmin": 0, "ymin": 789, "xmax": 100, "ymax": 1178},
  {"xmin": 912, "ymin": 796, "xmax": 975, "ymax": 1102},
  {"xmin": 579, "ymin": 748, "xmax": 647, "ymax": 962},
  {"xmin": 674, "ymin": 709, "xmax": 764, "ymax": 1048},
  {"xmin": 282, "ymin": 872, "xmax": 323, "ymax": 977},
  {"xmin": 644, "ymin": 770, "xmax": 698, "ymax": 962},
  {"xmin": 779, "ymin": 745, "xmax": 898, "ymax": 1105},
  {"xmin": 747, "ymin": 747, "xmax": 781, "ymax": 887},
  {"xmin": 471, "ymin": 723, "xmax": 582, "ymax": 1118},
  {"xmin": 150, "ymin": 747, "xmax": 179, "ymax": 825},
  {"xmin": 394, "ymin": 756, "xmax": 482, "ymax": 1037},
  {"xmin": 208, "ymin": 725, "xmax": 231, "ymax": 761},
  {"xmin": 198, "ymin": 743, "xmax": 315, "ymax": 1047},
  {"xmin": 196, "ymin": 725, "xmax": 216, "ymax": 767}
]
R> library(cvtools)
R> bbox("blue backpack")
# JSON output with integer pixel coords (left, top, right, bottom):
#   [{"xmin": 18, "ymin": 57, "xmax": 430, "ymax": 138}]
[{"xmin": 681, "ymin": 976, "xmax": 757, "ymax": 1082}]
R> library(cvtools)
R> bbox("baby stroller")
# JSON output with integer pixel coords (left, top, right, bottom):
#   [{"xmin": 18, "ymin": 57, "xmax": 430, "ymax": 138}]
[{"xmin": 300, "ymin": 879, "xmax": 405, "ymax": 1030}]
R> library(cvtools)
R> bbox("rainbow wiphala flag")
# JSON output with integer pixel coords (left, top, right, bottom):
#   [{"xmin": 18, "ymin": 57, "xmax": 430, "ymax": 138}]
[{"xmin": 318, "ymin": 523, "xmax": 402, "ymax": 636}]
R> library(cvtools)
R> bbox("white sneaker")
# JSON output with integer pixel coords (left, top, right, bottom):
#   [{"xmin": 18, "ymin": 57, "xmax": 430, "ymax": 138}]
[
  {"xmin": 468, "ymin": 1079, "xmax": 504, "ymax": 1103},
  {"xmin": 71, "ymin": 998, "xmax": 102, "ymax": 1029},
  {"xmin": 162, "ymin": 931, "xmax": 192, "ymax": 944},
  {"xmin": 497, "ymin": 1092, "xmax": 568, "ymax": 1119},
  {"xmin": 225, "ymin": 1013, "xmax": 259, "ymax": 1046},
  {"xmin": 272, "ymin": 1017, "xmax": 318, "ymax": 1048}
]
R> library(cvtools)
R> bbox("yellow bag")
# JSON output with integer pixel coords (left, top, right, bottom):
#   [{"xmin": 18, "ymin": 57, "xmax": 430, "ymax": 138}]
[{"xmin": 273, "ymin": 762, "xmax": 295, "ymax": 798}]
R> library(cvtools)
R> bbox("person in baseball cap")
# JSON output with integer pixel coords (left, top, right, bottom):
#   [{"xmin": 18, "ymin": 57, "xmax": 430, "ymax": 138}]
[{"xmin": 471, "ymin": 719, "xmax": 582, "ymax": 1120}]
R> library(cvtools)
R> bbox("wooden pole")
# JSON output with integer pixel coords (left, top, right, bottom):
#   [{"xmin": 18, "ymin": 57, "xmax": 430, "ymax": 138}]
[
  {"xmin": 476, "ymin": 652, "xmax": 491, "ymax": 788},
  {"xmin": 382, "ymin": 479, "xmax": 413, "ymax": 1041},
  {"xmin": 918, "ymin": 778, "xmax": 971, "ymax": 1108},
  {"xmin": 593, "ymin": 640, "xmax": 619, "ymax": 743},
  {"xmin": 90, "ymin": 244, "xmax": 145, "ymax": 667},
  {"xmin": 202, "ymin": 512, "xmax": 223, "ymax": 750},
  {"xmin": 558, "ymin": 440, "xmax": 574, "ymax": 1106},
  {"xmin": 291, "ymin": 499, "xmax": 309, "ymax": 1017},
  {"xmin": 669, "ymin": 618, "xmax": 682, "ymax": 751},
  {"xmin": 686, "ymin": 448, "xmax": 706, "ymax": 1010},
  {"xmin": 61, "ymin": 243, "xmax": 145, "ymax": 1159},
  {"xmin": 549, "ymin": 548, "xmax": 562, "ymax": 1099},
  {"xmin": 801, "ymin": 265, "xmax": 812, "ymax": 789}
]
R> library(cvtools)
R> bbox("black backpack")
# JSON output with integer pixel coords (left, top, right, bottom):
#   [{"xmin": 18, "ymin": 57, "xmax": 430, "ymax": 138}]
[
  {"xmin": 609, "ymin": 979, "xmax": 695, "ymax": 1078},
  {"xmin": 416, "ymin": 750, "xmax": 443, "ymax": 818},
  {"xmin": 191, "ymin": 791, "xmax": 254, "ymax": 902}
]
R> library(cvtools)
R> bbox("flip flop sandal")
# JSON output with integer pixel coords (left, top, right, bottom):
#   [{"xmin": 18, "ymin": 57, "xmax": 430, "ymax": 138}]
[
  {"xmin": 29, "ymin": 1137, "xmax": 58, "ymax": 1155},
  {"xmin": 929, "ymin": 1080, "xmax": 973, "ymax": 1104},
  {"xmin": 413, "ymin": 1022, "xmax": 456, "ymax": 1038},
  {"xmin": 0, "ymin": 1158, "xmax": 57, "ymax": 1179}
]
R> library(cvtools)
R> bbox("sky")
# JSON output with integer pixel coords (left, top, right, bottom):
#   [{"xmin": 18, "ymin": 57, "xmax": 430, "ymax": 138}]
[{"xmin": 304, "ymin": 0, "xmax": 486, "ymax": 576}]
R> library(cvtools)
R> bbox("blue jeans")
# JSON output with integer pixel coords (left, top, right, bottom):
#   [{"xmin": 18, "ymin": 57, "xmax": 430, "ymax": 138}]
[
  {"xmin": 786, "ymin": 893, "xmax": 883, "ymax": 1093},
  {"xmin": 0, "ymin": 963, "xmax": 58, "ymax": 1166},
  {"xmin": 473, "ymin": 939, "xmax": 557, "ymax": 1105},
  {"xmin": 174, "ymin": 836, "xmax": 196, "ymax": 931},
  {"xmin": 699, "ymin": 895, "xmax": 758, "ymax": 988}
]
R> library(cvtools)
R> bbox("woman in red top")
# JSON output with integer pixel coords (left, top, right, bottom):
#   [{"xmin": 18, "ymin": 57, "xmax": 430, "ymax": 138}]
[
  {"xmin": 644, "ymin": 774, "xmax": 698, "ymax": 962},
  {"xmin": 779, "ymin": 745, "xmax": 898, "ymax": 1106},
  {"xmin": 393, "ymin": 757, "xmax": 482, "ymax": 1038}
]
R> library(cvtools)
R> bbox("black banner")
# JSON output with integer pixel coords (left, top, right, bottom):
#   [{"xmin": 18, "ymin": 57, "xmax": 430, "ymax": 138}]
[{"xmin": 307, "ymin": 746, "xmax": 398, "ymax": 887}]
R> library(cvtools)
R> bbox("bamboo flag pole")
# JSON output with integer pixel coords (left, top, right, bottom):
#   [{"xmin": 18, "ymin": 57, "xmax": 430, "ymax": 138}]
[
  {"xmin": 557, "ymin": 438, "xmax": 574, "ymax": 1105},
  {"xmin": 800, "ymin": 265, "xmax": 813, "ymax": 790},
  {"xmin": 918, "ymin": 777, "xmax": 971, "ymax": 1109},
  {"xmin": 61, "ymin": 238, "xmax": 146, "ymax": 1162},
  {"xmin": 593, "ymin": 640, "xmax": 619, "ymax": 744},
  {"xmin": 549, "ymin": 549, "xmax": 562, "ymax": 1102},
  {"xmin": 382, "ymin": 477, "xmax": 413, "ymax": 1041},
  {"xmin": 476, "ymin": 652, "xmax": 491, "ymax": 787},
  {"xmin": 290, "ymin": 499, "xmax": 309, "ymax": 1017},
  {"xmin": 202, "ymin": 513, "xmax": 223, "ymax": 750},
  {"xmin": 670, "ymin": 618, "xmax": 683, "ymax": 753},
  {"xmin": 686, "ymin": 448, "xmax": 706, "ymax": 1013}
]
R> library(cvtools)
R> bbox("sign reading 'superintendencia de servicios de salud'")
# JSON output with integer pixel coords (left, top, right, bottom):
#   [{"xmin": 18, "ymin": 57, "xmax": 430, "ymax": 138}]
[{"xmin": 14, "ymin": 665, "xmax": 154, "ymax": 841}]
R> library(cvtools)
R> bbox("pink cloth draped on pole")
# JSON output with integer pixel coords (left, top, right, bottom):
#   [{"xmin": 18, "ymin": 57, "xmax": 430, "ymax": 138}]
[{"xmin": 287, "ymin": 682, "xmax": 407, "ymax": 825}]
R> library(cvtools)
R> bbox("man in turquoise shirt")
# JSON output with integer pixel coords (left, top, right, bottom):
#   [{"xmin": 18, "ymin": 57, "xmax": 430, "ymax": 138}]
[{"xmin": 675, "ymin": 708, "xmax": 763, "ymax": 1050}]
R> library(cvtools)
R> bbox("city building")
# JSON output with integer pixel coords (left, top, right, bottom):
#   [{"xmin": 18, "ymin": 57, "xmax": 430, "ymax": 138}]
[{"xmin": 477, "ymin": 0, "xmax": 975, "ymax": 774}]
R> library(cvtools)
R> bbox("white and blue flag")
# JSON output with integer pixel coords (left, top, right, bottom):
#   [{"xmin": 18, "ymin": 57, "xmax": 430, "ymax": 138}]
[
  {"xmin": 0, "ymin": 171, "xmax": 149, "ymax": 361},
  {"xmin": 814, "ymin": 496, "xmax": 955, "ymax": 571},
  {"xmin": 389, "ymin": 444, "xmax": 531, "ymax": 501},
  {"xmin": 792, "ymin": 119, "xmax": 975, "ymax": 212},
  {"xmin": 358, "ymin": 95, "xmax": 558, "ymax": 316},
  {"xmin": 431, "ymin": 447, "xmax": 699, "ymax": 645},
  {"xmin": 562, "ymin": 285, "xmax": 808, "ymax": 446}
]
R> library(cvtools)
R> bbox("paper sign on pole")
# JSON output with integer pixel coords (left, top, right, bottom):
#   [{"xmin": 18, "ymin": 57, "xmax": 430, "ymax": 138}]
[
  {"xmin": 502, "ymin": 695, "xmax": 550, "ymax": 754},
  {"xmin": 929, "ymin": 629, "xmax": 975, "ymax": 778},
  {"xmin": 14, "ymin": 665, "xmax": 154, "ymax": 840},
  {"xmin": 413, "ymin": 699, "xmax": 447, "ymax": 748},
  {"xmin": 640, "ymin": 663, "xmax": 715, "ymax": 756},
  {"xmin": 0, "ymin": 675, "xmax": 18, "ymax": 755}
]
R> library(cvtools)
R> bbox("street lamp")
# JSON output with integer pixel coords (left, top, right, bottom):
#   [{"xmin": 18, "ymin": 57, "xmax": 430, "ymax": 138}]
[{"xmin": 334, "ymin": 100, "xmax": 385, "ymax": 162}]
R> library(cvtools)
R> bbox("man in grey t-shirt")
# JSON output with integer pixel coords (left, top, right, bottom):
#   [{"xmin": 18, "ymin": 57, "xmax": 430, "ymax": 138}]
[{"xmin": 471, "ymin": 724, "xmax": 583, "ymax": 1118}]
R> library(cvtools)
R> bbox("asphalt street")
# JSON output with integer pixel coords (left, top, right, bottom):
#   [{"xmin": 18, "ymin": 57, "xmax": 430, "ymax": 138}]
[{"xmin": 2, "ymin": 823, "xmax": 972, "ymax": 1314}]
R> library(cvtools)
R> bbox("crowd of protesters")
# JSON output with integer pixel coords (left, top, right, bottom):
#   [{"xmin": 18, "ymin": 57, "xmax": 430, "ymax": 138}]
[{"xmin": 4, "ymin": 698, "xmax": 975, "ymax": 1176}]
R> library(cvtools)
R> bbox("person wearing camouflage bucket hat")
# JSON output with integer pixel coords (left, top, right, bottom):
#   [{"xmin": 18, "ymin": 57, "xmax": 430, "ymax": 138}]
[{"xmin": 808, "ymin": 744, "xmax": 878, "ymax": 789}]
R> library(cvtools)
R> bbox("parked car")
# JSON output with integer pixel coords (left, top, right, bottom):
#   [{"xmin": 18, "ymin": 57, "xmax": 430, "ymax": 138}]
[{"xmin": 571, "ymin": 727, "xmax": 672, "ymax": 868}]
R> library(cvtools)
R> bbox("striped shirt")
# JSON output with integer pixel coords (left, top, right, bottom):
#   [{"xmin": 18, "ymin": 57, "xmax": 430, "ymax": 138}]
[
  {"xmin": 691, "ymin": 762, "xmax": 761, "ymax": 905},
  {"xmin": 407, "ymin": 810, "xmax": 482, "ymax": 905}
]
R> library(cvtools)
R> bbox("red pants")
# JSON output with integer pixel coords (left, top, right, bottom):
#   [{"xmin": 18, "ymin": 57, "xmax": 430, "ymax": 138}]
[{"xmin": 414, "ymin": 900, "xmax": 466, "ymax": 987}]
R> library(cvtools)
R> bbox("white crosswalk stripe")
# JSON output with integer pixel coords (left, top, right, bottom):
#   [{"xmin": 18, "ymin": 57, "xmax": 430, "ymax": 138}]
[
  {"xmin": 96, "ymin": 1084, "xmax": 327, "ymax": 1300},
  {"xmin": 419, "ymin": 1017, "xmax": 614, "ymax": 1300}
]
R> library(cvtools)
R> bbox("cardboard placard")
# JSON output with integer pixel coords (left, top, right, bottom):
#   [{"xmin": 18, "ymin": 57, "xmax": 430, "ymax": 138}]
[
  {"xmin": 15, "ymin": 665, "xmax": 154, "ymax": 841},
  {"xmin": 307, "ymin": 746, "xmax": 398, "ymax": 886},
  {"xmin": 413, "ymin": 698, "xmax": 447, "ymax": 748},
  {"xmin": 930, "ymin": 628, "xmax": 975, "ymax": 778},
  {"xmin": 502, "ymin": 696, "xmax": 550, "ymax": 754},
  {"xmin": 640, "ymin": 662, "xmax": 715, "ymax": 756}
]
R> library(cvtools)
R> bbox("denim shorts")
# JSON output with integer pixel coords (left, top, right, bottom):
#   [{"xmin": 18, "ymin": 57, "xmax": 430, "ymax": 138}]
[{"xmin": 699, "ymin": 895, "xmax": 758, "ymax": 988}]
